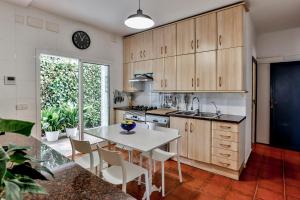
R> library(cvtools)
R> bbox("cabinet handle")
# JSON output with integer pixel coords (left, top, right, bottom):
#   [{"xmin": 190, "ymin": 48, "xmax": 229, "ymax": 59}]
[
  {"xmin": 220, "ymin": 135, "xmax": 231, "ymax": 139},
  {"xmin": 192, "ymin": 78, "xmax": 194, "ymax": 87},
  {"xmin": 165, "ymin": 46, "xmax": 167, "ymax": 55},
  {"xmin": 220, "ymin": 125, "xmax": 231, "ymax": 129},
  {"xmin": 161, "ymin": 80, "xmax": 164, "ymax": 88},
  {"xmin": 219, "ymin": 35, "xmax": 222, "ymax": 47},
  {"xmin": 191, "ymin": 40, "xmax": 194, "ymax": 50},
  {"xmin": 165, "ymin": 79, "xmax": 167, "ymax": 87},
  {"xmin": 219, "ymin": 153, "xmax": 231, "ymax": 158},
  {"xmin": 161, "ymin": 46, "xmax": 163, "ymax": 55},
  {"xmin": 131, "ymin": 53, "xmax": 133, "ymax": 60},
  {"xmin": 197, "ymin": 78, "xmax": 199, "ymax": 87},
  {"xmin": 143, "ymin": 50, "xmax": 146, "ymax": 58},
  {"xmin": 196, "ymin": 39, "xmax": 199, "ymax": 49},
  {"xmin": 190, "ymin": 123, "xmax": 193, "ymax": 133},
  {"xmin": 219, "ymin": 161, "xmax": 230, "ymax": 167},
  {"xmin": 140, "ymin": 51, "xmax": 143, "ymax": 58},
  {"xmin": 220, "ymin": 144, "xmax": 231, "ymax": 148},
  {"xmin": 185, "ymin": 122, "xmax": 188, "ymax": 132},
  {"xmin": 218, "ymin": 76, "xmax": 222, "ymax": 87}
]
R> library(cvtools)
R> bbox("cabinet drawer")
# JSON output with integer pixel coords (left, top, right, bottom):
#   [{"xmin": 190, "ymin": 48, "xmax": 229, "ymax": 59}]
[
  {"xmin": 213, "ymin": 130, "xmax": 238, "ymax": 142},
  {"xmin": 213, "ymin": 122, "xmax": 239, "ymax": 132},
  {"xmin": 212, "ymin": 138, "xmax": 238, "ymax": 151},
  {"xmin": 212, "ymin": 156, "xmax": 239, "ymax": 170},
  {"xmin": 212, "ymin": 147, "xmax": 238, "ymax": 161}
]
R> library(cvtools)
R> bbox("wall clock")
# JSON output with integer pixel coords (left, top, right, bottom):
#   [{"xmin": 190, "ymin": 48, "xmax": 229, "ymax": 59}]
[{"xmin": 72, "ymin": 31, "xmax": 91, "ymax": 50}]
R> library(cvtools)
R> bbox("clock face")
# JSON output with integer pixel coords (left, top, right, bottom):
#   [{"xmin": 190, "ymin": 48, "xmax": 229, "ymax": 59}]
[{"xmin": 72, "ymin": 31, "xmax": 91, "ymax": 50}]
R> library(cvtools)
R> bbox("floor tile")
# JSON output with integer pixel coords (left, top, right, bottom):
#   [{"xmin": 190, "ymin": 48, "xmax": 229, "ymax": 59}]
[
  {"xmin": 225, "ymin": 191, "xmax": 253, "ymax": 200},
  {"xmin": 255, "ymin": 187, "xmax": 284, "ymax": 200}
]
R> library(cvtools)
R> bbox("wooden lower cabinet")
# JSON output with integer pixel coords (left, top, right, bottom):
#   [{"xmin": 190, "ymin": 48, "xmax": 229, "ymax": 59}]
[
  {"xmin": 170, "ymin": 117, "xmax": 211, "ymax": 163},
  {"xmin": 114, "ymin": 110, "xmax": 126, "ymax": 124}
]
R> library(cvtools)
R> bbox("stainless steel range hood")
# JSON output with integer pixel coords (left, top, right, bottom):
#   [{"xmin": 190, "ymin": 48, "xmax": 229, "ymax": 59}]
[{"xmin": 129, "ymin": 73, "xmax": 153, "ymax": 82}]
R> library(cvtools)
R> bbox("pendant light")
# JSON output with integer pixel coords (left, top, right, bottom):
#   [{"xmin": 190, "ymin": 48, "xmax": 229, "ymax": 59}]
[{"xmin": 125, "ymin": 0, "xmax": 154, "ymax": 29}]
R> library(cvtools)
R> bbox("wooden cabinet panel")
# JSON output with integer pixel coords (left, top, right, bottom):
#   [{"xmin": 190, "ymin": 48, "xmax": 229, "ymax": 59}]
[
  {"xmin": 212, "ymin": 138, "xmax": 238, "ymax": 152},
  {"xmin": 212, "ymin": 155, "xmax": 239, "ymax": 170},
  {"xmin": 153, "ymin": 28, "xmax": 164, "ymax": 59},
  {"xmin": 213, "ymin": 130, "xmax": 239, "ymax": 142},
  {"xmin": 213, "ymin": 121, "xmax": 240, "ymax": 132},
  {"xmin": 133, "ymin": 60, "xmax": 152, "ymax": 75},
  {"xmin": 196, "ymin": 51, "xmax": 216, "ymax": 90},
  {"xmin": 123, "ymin": 63, "xmax": 135, "ymax": 92},
  {"xmin": 212, "ymin": 147, "xmax": 238, "ymax": 161},
  {"xmin": 217, "ymin": 5, "xmax": 244, "ymax": 49},
  {"xmin": 217, "ymin": 47, "xmax": 243, "ymax": 91},
  {"xmin": 177, "ymin": 19, "xmax": 195, "ymax": 55},
  {"xmin": 177, "ymin": 54, "xmax": 195, "ymax": 91},
  {"xmin": 164, "ymin": 56, "xmax": 177, "ymax": 90},
  {"xmin": 152, "ymin": 58, "xmax": 164, "ymax": 90},
  {"xmin": 170, "ymin": 117, "xmax": 188, "ymax": 157},
  {"xmin": 123, "ymin": 37, "xmax": 131, "ymax": 63},
  {"xmin": 115, "ymin": 110, "xmax": 126, "ymax": 124},
  {"xmin": 164, "ymin": 24, "xmax": 177, "ymax": 57},
  {"xmin": 195, "ymin": 13, "xmax": 217, "ymax": 52},
  {"xmin": 143, "ymin": 31, "xmax": 153, "ymax": 60},
  {"xmin": 188, "ymin": 119, "xmax": 211, "ymax": 163}
]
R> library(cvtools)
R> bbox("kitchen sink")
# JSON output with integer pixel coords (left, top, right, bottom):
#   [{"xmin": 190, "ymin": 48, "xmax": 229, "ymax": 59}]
[
  {"xmin": 175, "ymin": 111, "xmax": 196, "ymax": 115},
  {"xmin": 174, "ymin": 111, "xmax": 221, "ymax": 119}
]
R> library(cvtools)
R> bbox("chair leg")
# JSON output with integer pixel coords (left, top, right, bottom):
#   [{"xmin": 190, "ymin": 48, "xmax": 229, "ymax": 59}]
[
  {"xmin": 122, "ymin": 183, "xmax": 127, "ymax": 193},
  {"xmin": 128, "ymin": 151, "xmax": 132, "ymax": 163},
  {"xmin": 153, "ymin": 160, "xmax": 156, "ymax": 172},
  {"xmin": 138, "ymin": 154, "xmax": 143, "ymax": 185},
  {"xmin": 161, "ymin": 161, "xmax": 165, "ymax": 197},
  {"xmin": 144, "ymin": 172, "xmax": 150, "ymax": 200},
  {"xmin": 177, "ymin": 154, "xmax": 182, "ymax": 183}
]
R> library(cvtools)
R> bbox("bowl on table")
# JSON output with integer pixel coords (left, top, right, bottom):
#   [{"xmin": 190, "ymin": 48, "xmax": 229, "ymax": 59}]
[{"xmin": 120, "ymin": 120, "xmax": 136, "ymax": 134}]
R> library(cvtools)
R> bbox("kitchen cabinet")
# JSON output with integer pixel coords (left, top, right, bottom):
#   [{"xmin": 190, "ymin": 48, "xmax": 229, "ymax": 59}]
[
  {"xmin": 177, "ymin": 54, "xmax": 195, "ymax": 91},
  {"xmin": 196, "ymin": 51, "xmax": 216, "ymax": 90},
  {"xmin": 176, "ymin": 19, "xmax": 195, "ymax": 55},
  {"xmin": 153, "ymin": 24, "xmax": 176, "ymax": 59},
  {"xmin": 152, "ymin": 56, "xmax": 176, "ymax": 91},
  {"xmin": 135, "ymin": 31, "xmax": 153, "ymax": 61},
  {"xmin": 217, "ymin": 5, "xmax": 244, "ymax": 49},
  {"xmin": 115, "ymin": 110, "xmax": 126, "ymax": 124},
  {"xmin": 217, "ymin": 47, "xmax": 243, "ymax": 91},
  {"xmin": 123, "ymin": 36, "xmax": 136, "ymax": 63},
  {"xmin": 133, "ymin": 60, "xmax": 153, "ymax": 75},
  {"xmin": 123, "ymin": 63, "xmax": 137, "ymax": 92},
  {"xmin": 195, "ymin": 12, "xmax": 217, "ymax": 52},
  {"xmin": 170, "ymin": 117, "xmax": 211, "ymax": 163}
]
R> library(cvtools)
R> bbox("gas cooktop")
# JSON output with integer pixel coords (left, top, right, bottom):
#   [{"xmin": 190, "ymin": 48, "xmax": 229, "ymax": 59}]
[{"xmin": 129, "ymin": 105, "xmax": 157, "ymax": 111}]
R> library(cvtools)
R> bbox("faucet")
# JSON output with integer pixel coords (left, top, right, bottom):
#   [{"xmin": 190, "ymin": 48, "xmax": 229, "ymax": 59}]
[
  {"xmin": 210, "ymin": 101, "xmax": 221, "ymax": 116},
  {"xmin": 191, "ymin": 97, "xmax": 201, "ymax": 115}
]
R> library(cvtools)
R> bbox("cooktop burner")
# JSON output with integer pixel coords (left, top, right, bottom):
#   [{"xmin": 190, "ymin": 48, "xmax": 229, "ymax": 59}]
[{"xmin": 130, "ymin": 105, "xmax": 157, "ymax": 111}]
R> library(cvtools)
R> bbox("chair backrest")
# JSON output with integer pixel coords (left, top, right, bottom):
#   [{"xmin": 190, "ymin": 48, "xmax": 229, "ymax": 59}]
[
  {"xmin": 155, "ymin": 126, "xmax": 179, "ymax": 136},
  {"xmin": 69, "ymin": 138, "xmax": 92, "ymax": 160}
]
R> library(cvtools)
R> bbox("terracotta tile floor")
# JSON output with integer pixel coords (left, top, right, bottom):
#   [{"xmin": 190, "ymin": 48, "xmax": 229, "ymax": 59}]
[{"xmin": 124, "ymin": 144, "xmax": 300, "ymax": 200}]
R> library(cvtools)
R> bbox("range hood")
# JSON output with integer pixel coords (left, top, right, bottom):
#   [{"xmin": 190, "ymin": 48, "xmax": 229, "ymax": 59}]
[{"xmin": 129, "ymin": 73, "xmax": 153, "ymax": 82}]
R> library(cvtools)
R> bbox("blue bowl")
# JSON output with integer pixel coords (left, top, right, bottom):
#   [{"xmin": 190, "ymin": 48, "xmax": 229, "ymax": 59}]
[{"xmin": 121, "ymin": 122, "xmax": 136, "ymax": 132}]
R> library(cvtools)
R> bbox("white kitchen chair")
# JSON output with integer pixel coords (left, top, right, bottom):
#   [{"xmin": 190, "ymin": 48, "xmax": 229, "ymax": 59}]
[
  {"xmin": 97, "ymin": 145, "xmax": 150, "ymax": 200},
  {"xmin": 116, "ymin": 122, "xmax": 149, "ymax": 162},
  {"xmin": 138, "ymin": 126, "xmax": 182, "ymax": 197},
  {"xmin": 69, "ymin": 138, "xmax": 101, "ymax": 174}
]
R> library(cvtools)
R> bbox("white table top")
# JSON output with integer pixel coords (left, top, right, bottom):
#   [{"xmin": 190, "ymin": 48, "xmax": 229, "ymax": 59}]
[{"xmin": 85, "ymin": 124, "xmax": 180, "ymax": 152}]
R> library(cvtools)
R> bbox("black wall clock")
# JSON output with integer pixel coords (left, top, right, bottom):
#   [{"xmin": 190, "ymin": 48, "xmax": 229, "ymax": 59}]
[{"xmin": 72, "ymin": 31, "xmax": 91, "ymax": 50}]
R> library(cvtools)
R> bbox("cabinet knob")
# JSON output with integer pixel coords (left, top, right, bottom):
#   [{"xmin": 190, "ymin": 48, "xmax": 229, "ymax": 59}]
[
  {"xmin": 185, "ymin": 122, "xmax": 188, "ymax": 132},
  {"xmin": 219, "ymin": 35, "xmax": 222, "ymax": 47},
  {"xmin": 196, "ymin": 40, "xmax": 199, "ymax": 49},
  {"xmin": 192, "ymin": 78, "xmax": 194, "ymax": 87},
  {"xmin": 161, "ymin": 80, "xmax": 164, "ymax": 88},
  {"xmin": 191, "ymin": 40, "xmax": 194, "ymax": 50},
  {"xmin": 165, "ymin": 46, "xmax": 167, "ymax": 55},
  {"xmin": 165, "ymin": 79, "xmax": 167, "ymax": 87},
  {"xmin": 161, "ymin": 46, "xmax": 163, "ymax": 55},
  {"xmin": 140, "ymin": 51, "xmax": 143, "ymax": 58},
  {"xmin": 218, "ymin": 76, "xmax": 222, "ymax": 87},
  {"xmin": 143, "ymin": 50, "xmax": 146, "ymax": 58},
  {"xmin": 190, "ymin": 123, "xmax": 193, "ymax": 133},
  {"xmin": 197, "ymin": 78, "xmax": 199, "ymax": 87}
]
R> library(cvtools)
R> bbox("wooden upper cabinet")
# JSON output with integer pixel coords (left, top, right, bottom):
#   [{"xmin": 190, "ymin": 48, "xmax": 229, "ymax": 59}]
[
  {"xmin": 177, "ymin": 54, "xmax": 195, "ymax": 91},
  {"xmin": 217, "ymin": 47, "xmax": 243, "ymax": 91},
  {"xmin": 123, "ymin": 37, "xmax": 131, "ymax": 63},
  {"xmin": 143, "ymin": 31, "xmax": 153, "ymax": 60},
  {"xmin": 152, "ymin": 58, "xmax": 164, "ymax": 90},
  {"xmin": 153, "ymin": 24, "xmax": 176, "ymax": 59},
  {"xmin": 177, "ymin": 19, "xmax": 195, "ymax": 55},
  {"xmin": 164, "ymin": 56, "xmax": 177, "ymax": 90},
  {"xmin": 195, "ymin": 12, "xmax": 217, "ymax": 52},
  {"xmin": 153, "ymin": 28, "xmax": 164, "ymax": 59},
  {"xmin": 133, "ymin": 60, "xmax": 152, "ymax": 75},
  {"xmin": 188, "ymin": 119, "xmax": 211, "ymax": 163},
  {"xmin": 123, "ymin": 63, "xmax": 136, "ymax": 92},
  {"xmin": 196, "ymin": 51, "xmax": 217, "ymax": 91},
  {"xmin": 217, "ymin": 5, "xmax": 244, "ymax": 49}
]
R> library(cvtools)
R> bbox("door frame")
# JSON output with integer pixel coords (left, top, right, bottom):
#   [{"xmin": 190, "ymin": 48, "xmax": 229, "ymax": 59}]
[
  {"xmin": 251, "ymin": 56, "xmax": 258, "ymax": 144},
  {"xmin": 35, "ymin": 49, "xmax": 111, "ymax": 140}
]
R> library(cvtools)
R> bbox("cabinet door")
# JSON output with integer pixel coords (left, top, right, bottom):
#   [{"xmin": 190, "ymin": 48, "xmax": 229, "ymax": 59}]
[
  {"xmin": 135, "ymin": 33, "xmax": 144, "ymax": 61},
  {"xmin": 196, "ymin": 51, "xmax": 216, "ymax": 90},
  {"xmin": 123, "ymin": 37, "xmax": 131, "ymax": 63},
  {"xmin": 143, "ymin": 31, "xmax": 153, "ymax": 60},
  {"xmin": 164, "ymin": 24, "xmax": 177, "ymax": 57},
  {"xmin": 134, "ymin": 60, "xmax": 152, "ymax": 75},
  {"xmin": 153, "ymin": 28, "xmax": 165, "ymax": 59},
  {"xmin": 217, "ymin": 47, "xmax": 243, "ymax": 90},
  {"xmin": 176, "ymin": 19, "xmax": 195, "ymax": 55},
  {"xmin": 164, "ymin": 56, "xmax": 177, "ymax": 90},
  {"xmin": 177, "ymin": 54, "xmax": 195, "ymax": 91},
  {"xmin": 217, "ymin": 6, "xmax": 244, "ymax": 49},
  {"xmin": 130, "ymin": 36, "xmax": 137, "ymax": 62},
  {"xmin": 195, "ymin": 12, "xmax": 217, "ymax": 52},
  {"xmin": 115, "ymin": 110, "xmax": 126, "ymax": 124},
  {"xmin": 152, "ymin": 58, "xmax": 164, "ymax": 90},
  {"xmin": 123, "ymin": 63, "xmax": 134, "ymax": 92},
  {"xmin": 188, "ymin": 119, "xmax": 211, "ymax": 163},
  {"xmin": 170, "ymin": 117, "xmax": 188, "ymax": 157}
]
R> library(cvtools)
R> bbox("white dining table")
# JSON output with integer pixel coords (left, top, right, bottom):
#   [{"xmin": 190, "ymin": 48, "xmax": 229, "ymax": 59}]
[{"xmin": 85, "ymin": 124, "xmax": 180, "ymax": 198}]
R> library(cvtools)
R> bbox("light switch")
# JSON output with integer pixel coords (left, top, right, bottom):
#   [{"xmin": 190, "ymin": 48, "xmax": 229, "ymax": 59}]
[
  {"xmin": 4, "ymin": 76, "xmax": 16, "ymax": 85},
  {"xmin": 16, "ymin": 104, "xmax": 28, "ymax": 110}
]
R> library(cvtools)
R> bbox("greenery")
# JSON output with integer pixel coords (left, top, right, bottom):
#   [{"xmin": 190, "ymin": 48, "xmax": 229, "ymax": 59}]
[
  {"xmin": 0, "ymin": 119, "xmax": 53, "ymax": 200},
  {"xmin": 61, "ymin": 103, "xmax": 78, "ymax": 128},
  {"xmin": 40, "ymin": 55, "xmax": 102, "ymax": 131},
  {"xmin": 41, "ymin": 108, "xmax": 63, "ymax": 132}
]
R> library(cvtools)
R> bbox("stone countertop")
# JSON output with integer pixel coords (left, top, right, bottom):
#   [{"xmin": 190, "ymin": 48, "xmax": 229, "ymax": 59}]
[
  {"xmin": 0, "ymin": 133, "xmax": 135, "ymax": 200},
  {"xmin": 113, "ymin": 106, "xmax": 131, "ymax": 111}
]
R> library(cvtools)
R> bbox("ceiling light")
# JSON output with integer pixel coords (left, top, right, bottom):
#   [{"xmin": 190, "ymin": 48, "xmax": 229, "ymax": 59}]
[{"xmin": 125, "ymin": 0, "xmax": 154, "ymax": 29}]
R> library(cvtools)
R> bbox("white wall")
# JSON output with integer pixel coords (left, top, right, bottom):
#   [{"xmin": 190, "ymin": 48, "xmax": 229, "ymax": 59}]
[
  {"xmin": 0, "ymin": 1, "xmax": 123, "ymax": 137},
  {"xmin": 256, "ymin": 27, "xmax": 300, "ymax": 144}
]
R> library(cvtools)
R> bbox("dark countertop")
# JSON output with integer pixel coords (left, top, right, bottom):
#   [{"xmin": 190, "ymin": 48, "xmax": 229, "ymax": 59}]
[
  {"xmin": 0, "ymin": 133, "xmax": 135, "ymax": 200},
  {"xmin": 114, "ymin": 106, "xmax": 131, "ymax": 111}
]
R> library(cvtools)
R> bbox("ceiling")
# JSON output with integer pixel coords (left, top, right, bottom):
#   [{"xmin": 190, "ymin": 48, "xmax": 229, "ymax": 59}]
[{"xmin": 4, "ymin": 0, "xmax": 300, "ymax": 36}]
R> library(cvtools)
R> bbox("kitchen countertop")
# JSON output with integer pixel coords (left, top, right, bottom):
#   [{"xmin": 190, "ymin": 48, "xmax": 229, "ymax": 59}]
[
  {"xmin": 113, "ymin": 106, "xmax": 131, "ymax": 111},
  {"xmin": 0, "ymin": 133, "xmax": 135, "ymax": 200}
]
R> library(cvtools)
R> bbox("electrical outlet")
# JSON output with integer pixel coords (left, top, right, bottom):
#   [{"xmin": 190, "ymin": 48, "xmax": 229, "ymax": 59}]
[{"xmin": 16, "ymin": 104, "xmax": 28, "ymax": 110}]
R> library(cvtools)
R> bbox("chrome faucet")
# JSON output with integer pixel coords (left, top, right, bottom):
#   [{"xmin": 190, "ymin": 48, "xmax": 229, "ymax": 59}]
[
  {"xmin": 210, "ymin": 101, "xmax": 221, "ymax": 116},
  {"xmin": 191, "ymin": 97, "xmax": 201, "ymax": 115}
]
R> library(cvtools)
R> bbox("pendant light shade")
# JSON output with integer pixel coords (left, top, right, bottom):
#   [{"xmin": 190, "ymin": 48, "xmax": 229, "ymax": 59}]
[{"xmin": 125, "ymin": 0, "xmax": 154, "ymax": 29}]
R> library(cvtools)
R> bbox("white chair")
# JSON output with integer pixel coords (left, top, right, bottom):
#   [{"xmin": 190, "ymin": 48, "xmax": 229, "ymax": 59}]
[
  {"xmin": 69, "ymin": 138, "xmax": 100, "ymax": 174},
  {"xmin": 116, "ymin": 122, "xmax": 149, "ymax": 162},
  {"xmin": 97, "ymin": 145, "xmax": 150, "ymax": 200},
  {"xmin": 138, "ymin": 126, "xmax": 183, "ymax": 197}
]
